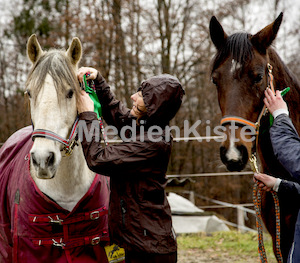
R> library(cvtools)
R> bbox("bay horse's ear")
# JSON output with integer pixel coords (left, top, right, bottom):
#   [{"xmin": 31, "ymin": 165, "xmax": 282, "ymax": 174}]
[
  {"xmin": 250, "ymin": 12, "xmax": 283, "ymax": 53},
  {"xmin": 209, "ymin": 16, "xmax": 228, "ymax": 50},
  {"xmin": 66, "ymin": 37, "xmax": 82, "ymax": 66},
  {"xmin": 27, "ymin": 34, "xmax": 43, "ymax": 64}
]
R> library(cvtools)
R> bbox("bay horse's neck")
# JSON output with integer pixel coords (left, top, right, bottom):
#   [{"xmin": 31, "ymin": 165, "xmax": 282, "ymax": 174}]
[
  {"xmin": 258, "ymin": 48, "xmax": 300, "ymax": 178},
  {"xmin": 269, "ymin": 48, "xmax": 300, "ymax": 130},
  {"xmin": 31, "ymin": 143, "xmax": 95, "ymax": 211}
]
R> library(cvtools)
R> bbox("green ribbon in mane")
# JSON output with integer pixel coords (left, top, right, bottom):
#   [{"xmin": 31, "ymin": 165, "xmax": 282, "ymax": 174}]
[{"xmin": 83, "ymin": 74, "xmax": 102, "ymax": 118}]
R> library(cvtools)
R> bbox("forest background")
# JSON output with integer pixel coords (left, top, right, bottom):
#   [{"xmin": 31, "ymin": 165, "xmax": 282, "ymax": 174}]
[{"xmin": 0, "ymin": 0, "xmax": 299, "ymax": 229}]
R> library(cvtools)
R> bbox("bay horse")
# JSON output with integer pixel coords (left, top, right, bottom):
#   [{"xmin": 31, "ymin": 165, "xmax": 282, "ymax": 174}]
[
  {"xmin": 0, "ymin": 35, "xmax": 110, "ymax": 262},
  {"xmin": 209, "ymin": 13, "xmax": 300, "ymax": 262}
]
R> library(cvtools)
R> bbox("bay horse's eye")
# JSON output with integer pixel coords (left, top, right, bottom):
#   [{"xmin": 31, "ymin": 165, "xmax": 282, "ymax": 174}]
[
  {"xmin": 211, "ymin": 77, "xmax": 218, "ymax": 85},
  {"xmin": 66, "ymin": 89, "xmax": 74, "ymax": 99},
  {"xmin": 254, "ymin": 74, "xmax": 263, "ymax": 84}
]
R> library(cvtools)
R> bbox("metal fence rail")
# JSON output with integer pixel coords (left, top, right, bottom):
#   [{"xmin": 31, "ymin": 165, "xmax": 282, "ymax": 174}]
[
  {"xmin": 167, "ymin": 171, "xmax": 253, "ymax": 178},
  {"xmin": 195, "ymin": 192, "xmax": 256, "ymax": 232},
  {"xmin": 1, "ymin": 135, "xmax": 224, "ymax": 147}
]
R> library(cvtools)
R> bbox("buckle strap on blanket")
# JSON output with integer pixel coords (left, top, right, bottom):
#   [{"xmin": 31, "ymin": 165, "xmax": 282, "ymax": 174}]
[
  {"xmin": 31, "ymin": 233, "xmax": 110, "ymax": 249},
  {"xmin": 29, "ymin": 207, "xmax": 108, "ymax": 225}
]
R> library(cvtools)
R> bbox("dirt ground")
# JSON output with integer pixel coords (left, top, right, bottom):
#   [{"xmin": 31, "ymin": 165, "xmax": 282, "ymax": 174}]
[{"xmin": 177, "ymin": 248, "xmax": 276, "ymax": 263}]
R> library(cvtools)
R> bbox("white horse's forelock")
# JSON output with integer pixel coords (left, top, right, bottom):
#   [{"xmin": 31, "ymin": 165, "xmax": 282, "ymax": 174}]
[{"xmin": 26, "ymin": 50, "xmax": 80, "ymax": 103}]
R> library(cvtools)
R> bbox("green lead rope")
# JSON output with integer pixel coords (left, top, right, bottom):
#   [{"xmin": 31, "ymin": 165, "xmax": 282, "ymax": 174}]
[
  {"xmin": 83, "ymin": 74, "xmax": 102, "ymax": 118},
  {"xmin": 269, "ymin": 87, "xmax": 290, "ymax": 126},
  {"xmin": 82, "ymin": 74, "xmax": 109, "ymax": 146}
]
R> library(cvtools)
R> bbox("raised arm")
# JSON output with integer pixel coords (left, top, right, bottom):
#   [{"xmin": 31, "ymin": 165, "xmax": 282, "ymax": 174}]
[
  {"xmin": 78, "ymin": 112, "xmax": 170, "ymax": 177},
  {"xmin": 77, "ymin": 67, "xmax": 132, "ymax": 131},
  {"xmin": 264, "ymin": 88, "xmax": 300, "ymax": 181}
]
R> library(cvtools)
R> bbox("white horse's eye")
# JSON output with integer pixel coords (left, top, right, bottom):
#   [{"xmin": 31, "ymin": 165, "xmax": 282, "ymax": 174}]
[
  {"xmin": 24, "ymin": 90, "xmax": 32, "ymax": 98},
  {"xmin": 66, "ymin": 89, "xmax": 74, "ymax": 99}
]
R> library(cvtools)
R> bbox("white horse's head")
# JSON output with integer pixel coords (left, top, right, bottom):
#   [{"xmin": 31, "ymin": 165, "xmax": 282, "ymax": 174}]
[{"xmin": 26, "ymin": 34, "xmax": 82, "ymax": 179}]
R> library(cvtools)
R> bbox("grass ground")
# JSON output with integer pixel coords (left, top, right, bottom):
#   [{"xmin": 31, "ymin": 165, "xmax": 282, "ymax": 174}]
[{"xmin": 177, "ymin": 231, "xmax": 277, "ymax": 263}]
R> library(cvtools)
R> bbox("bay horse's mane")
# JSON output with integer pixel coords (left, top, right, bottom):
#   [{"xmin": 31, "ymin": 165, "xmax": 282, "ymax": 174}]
[
  {"xmin": 267, "ymin": 48, "xmax": 300, "ymax": 92},
  {"xmin": 25, "ymin": 50, "xmax": 80, "ymax": 103}
]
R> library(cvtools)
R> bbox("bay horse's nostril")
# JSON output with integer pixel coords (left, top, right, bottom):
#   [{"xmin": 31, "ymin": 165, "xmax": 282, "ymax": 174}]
[
  {"xmin": 237, "ymin": 144, "xmax": 249, "ymax": 166},
  {"xmin": 220, "ymin": 146, "xmax": 227, "ymax": 164}
]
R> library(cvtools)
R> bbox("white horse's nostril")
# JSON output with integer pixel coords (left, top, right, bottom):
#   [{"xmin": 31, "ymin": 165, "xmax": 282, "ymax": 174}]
[
  {"xmin": 47, "ymin": 152, "xmax": 55, "ymax": 167},
  {"xmin": 31, "ymin": 153, "xmax": 38, "ymax": 167}
]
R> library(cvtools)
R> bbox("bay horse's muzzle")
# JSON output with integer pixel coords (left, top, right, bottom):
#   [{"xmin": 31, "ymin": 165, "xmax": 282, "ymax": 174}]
[
  {"xmin": 219, "ymin": 116, "xmax": 258, "ymax": 172},
  {"xmin": 220, "ymin": 144, "xmax": 249, "ymax": 171}
]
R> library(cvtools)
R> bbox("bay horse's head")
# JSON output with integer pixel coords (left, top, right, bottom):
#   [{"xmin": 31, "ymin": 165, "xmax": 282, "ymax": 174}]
[
  {"xmin": 26, "ymin": 34, "xmax": 82, "ymax": 179},
  {"xmin": 209, "ymin": 13, "xmax": 283, "ymax": 171}
]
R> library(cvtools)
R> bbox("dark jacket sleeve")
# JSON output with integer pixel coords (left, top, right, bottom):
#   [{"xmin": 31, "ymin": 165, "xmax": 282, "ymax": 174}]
[
  {"xmin": 78, "ymin": 112, "xmax": 168, "ymax": 177},
  {"xmin": 270, "ymin": 114, "xmax": 300, "ymax": 181},
  {"xmin": 278, "ymin": 180, "xmax": 300, "ymax": 204},
  {"xmin": 94, "ymin": 72, "xmax": 132, "ymax": 131}
]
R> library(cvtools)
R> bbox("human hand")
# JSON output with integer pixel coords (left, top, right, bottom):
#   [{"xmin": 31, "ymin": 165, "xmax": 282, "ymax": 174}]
[
  {"xmin": 263, "ymin": 88, "xmax": 288, "ymax": 115},
  {"xmin": 77, "ymin": 90, "xmax": 94, "ymax": 113},
  {"xmin": 253, "ymin": 173, "xmax": 277, "ymax": 191},
  {"xmin": 77, "ymin": 67, "xmax": 98, "ymax": 82}
]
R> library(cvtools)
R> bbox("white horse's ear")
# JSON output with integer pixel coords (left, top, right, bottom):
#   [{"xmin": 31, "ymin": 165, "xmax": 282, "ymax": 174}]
[
  {"xmin": 66, "ymin": 37, "xmax": 82, "ymax": 66},
  {"xmin": 27, "ymin": 34, "xmax": 43, "ymax": 64}
]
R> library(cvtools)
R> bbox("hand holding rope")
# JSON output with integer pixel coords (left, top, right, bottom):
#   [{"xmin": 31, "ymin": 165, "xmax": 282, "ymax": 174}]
[{"xmin": 250, "ymin": 155, "xmax": 283, "ymax": 263}]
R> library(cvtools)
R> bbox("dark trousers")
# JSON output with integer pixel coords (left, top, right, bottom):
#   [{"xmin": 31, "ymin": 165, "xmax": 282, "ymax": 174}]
[{"xmin": 125, "ymin": 250, "xmax": 177, "ymax": 263}]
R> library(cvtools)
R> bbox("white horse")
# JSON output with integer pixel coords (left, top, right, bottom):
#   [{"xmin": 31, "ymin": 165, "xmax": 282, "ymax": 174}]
[
  {"xmin": 27, "ymin": 34, "xmax": 95, "ymax": 211},
  {"xmin": 0, "ymin": 35, "xmax": 110, "ymax": 262}
]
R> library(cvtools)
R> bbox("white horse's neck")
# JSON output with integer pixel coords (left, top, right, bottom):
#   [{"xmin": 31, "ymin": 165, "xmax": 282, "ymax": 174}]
[{"xmin": 31, "ymin": 142, "xmax": 95, "ymax": 211}]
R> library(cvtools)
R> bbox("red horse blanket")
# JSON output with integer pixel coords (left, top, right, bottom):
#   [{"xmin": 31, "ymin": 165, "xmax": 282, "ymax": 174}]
[{"xmin": 0, "ymin": 126, "xmax": 110, "ymax": 263}]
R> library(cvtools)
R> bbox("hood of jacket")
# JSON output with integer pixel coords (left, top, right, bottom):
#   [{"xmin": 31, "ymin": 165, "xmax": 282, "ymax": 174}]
[{"xmin": 138, "ymin": 74, "xmax": 184, "ymax": 128}]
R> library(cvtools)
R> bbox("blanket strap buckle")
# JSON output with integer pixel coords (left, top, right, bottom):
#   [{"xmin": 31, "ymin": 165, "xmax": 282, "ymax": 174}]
[
  {"xmin": 52, "ymin": 238, "xmax": 65, "ymax": 248},
  {"xmin": 48, "ymin": 215, "xmax": 63, "ymax": 225}
]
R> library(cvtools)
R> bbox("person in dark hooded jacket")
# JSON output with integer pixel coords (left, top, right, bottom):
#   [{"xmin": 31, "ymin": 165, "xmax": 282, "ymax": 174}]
[
  {"xmin": 76, "ymin": 67, "xmax": 184, "ymax": 263},
  {"xmin": 254, "ymin": 87, "xmax": 300, "ymax": 262}
]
